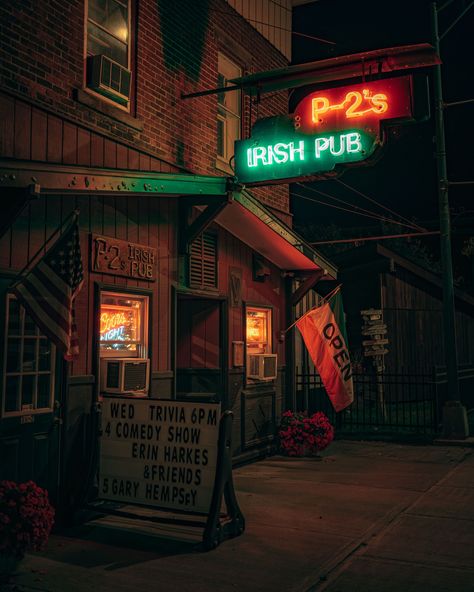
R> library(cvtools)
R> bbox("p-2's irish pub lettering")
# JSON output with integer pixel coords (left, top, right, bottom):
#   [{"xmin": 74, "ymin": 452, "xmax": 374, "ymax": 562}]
[{"xmin": 92, "ymin": 234, "xmax": 157, "ymax": 281}]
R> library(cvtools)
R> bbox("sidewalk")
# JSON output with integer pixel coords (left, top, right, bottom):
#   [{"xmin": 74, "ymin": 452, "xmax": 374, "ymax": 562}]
[{"xmin": 6, "ymin": 440, "xmax": 474, "ymax": 592}]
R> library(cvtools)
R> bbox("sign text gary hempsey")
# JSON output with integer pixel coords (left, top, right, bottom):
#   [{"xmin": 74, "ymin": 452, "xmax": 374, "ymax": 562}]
[{"xmin": 100, "ymin": 399, "xmax": 221, "ymax": 513}]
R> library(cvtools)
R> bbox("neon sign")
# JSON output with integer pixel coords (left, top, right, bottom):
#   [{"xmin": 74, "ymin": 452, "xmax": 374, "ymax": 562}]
[
  {"xmin": 310, "ymin": 89, "xmax": 388, "ymax": 124},
  {"xmin": 234, "ymin": 75, "xmax": 414, "ymax": 185},
  {"xmin": 294, "ymin": 76, "xmax": 413, "ymax": 134},
  {"xmin": 235, "ymin": 126, "xmax": 375, "ymax": 184},
  {"xmin": 100, "ymin": 309, "xmax": 136, "ymax": 343}
]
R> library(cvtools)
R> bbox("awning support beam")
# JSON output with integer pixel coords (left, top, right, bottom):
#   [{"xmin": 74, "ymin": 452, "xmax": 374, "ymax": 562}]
[
  {"xmin": 291, "ymin": 270, "xmax": 325, "ymax": 306},
  {"xmin": 179, "ymin": 193, "xmax": 232, "ymax": 255}
]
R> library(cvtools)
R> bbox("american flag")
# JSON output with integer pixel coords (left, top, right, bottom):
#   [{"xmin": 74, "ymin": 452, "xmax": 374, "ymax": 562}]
[{"xmin": 12, "ymin": 216, "xmax": 84, "ymax": 361}]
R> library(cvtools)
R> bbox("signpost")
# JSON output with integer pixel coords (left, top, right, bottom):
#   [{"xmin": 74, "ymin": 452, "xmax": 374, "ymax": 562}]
[
  {"xmin": 361, "ymin": 309, "xmax": 389, "ymax": 419},
  {"xmin": 88, "ymin": 398, "xmax": 244, "ymax": 550}
]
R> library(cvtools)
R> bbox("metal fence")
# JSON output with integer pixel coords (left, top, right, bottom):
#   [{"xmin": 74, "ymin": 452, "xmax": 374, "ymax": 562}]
[{"xmin": 296, "ymin": 368, "xmax": 440, "ymax": 439}]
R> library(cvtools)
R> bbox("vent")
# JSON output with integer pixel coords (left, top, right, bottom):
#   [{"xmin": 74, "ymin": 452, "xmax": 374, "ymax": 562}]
[
  {"xmin": 100, "ymin": 358, "xmax": 149, "ymax": 395},
  {"xmin": 247, "ymin": 354, "xmax": 277, "ymax": 381},
  {"xmin": 189, "ymin": 232, "xmax": 217, "ymax": 289},
  {"xmin": 87, "ymin": 54, "xmax": 131, "ymax": 106}
]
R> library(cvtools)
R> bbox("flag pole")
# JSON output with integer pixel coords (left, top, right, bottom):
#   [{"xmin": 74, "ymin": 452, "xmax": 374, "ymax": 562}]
[
  {"xmin": 13, "ymin": 208, "xmax": 80, "ymax": 281},
  {"xmin": 282, "ymin": 284, "xmax": 342, "ymax": 335}
]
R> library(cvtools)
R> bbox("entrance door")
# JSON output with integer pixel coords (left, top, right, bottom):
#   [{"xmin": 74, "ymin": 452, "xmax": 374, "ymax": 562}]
[
  {"xmin": 176, "ymin": 295, "xmax": 226, "ymax": 403},
  {"xmin": 0, "ymin": 288, "xmax": 62, "ymax": 505}
]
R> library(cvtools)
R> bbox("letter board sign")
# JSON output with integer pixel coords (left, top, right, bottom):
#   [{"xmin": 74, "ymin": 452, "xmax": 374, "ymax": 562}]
[{"xmin": 99, "ymin": 399, "xmax": 221, "ymax": 513}]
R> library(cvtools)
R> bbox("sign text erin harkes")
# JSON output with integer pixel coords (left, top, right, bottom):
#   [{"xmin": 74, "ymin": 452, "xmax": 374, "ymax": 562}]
[{"xmin": 99, "ymin": 399, "xmax": 220, "ymax": 513}]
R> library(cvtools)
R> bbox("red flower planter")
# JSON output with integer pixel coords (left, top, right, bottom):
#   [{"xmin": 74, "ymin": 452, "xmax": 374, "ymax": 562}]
[
  {"xmin": 0, "ymin": 480, "xmax": 55, "ymax": 561},
  {"xmin": 278, "ymin": 410, "xmax": 334, "ymax": 457}
]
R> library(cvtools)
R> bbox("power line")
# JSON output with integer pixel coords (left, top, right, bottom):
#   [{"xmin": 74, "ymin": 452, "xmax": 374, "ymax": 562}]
[
  {"xmin": 208, "ymin": 7, "xmax": 337, "ymax": 45},
  {"xmin": 310, "ymin": 230, "xmax": 440, "ymax": 246},
  {"xmin": 334, "ymin": 178, "xmax": 426, "ymax": 232},
  {"xmin": 296, "ymin": 183, "xmax": 421, "ymax": 230},
  {"xmin": 292, "ymin": 190, "xmax": 420, "ymax": 227}
]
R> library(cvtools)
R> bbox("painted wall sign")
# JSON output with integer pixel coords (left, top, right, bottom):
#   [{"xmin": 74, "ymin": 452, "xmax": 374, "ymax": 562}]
[
  {"xmin": 99, "ymin": 398, "xmax": 221, "ymax": 513},
  {"xmin": 294, "ymin": 76, "xmax": 413, "ymax": 134},
  {"xmin": 234, "ymin": 75, "xmax": 414, "ymax": 185},
  {"xmin": 91, "ymin": 234, "xmax": 157, "ymax": 281}
]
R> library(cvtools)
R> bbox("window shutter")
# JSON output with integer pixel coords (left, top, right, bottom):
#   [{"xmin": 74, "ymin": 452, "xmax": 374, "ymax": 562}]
[{"xmin": 189, "ymin": 232, "xmax": 218, "ymax": 289}]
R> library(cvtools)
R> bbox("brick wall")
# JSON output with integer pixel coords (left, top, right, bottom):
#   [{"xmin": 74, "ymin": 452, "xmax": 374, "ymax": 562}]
[{"xmin": 0, "ymin": 0, "xmax": 290, "ymax": 213}]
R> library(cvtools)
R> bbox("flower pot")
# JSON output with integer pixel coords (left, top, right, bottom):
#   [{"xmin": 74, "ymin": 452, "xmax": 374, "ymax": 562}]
[{"xmin": 0, "ymin": 553, "xmax": 21, "ymax": 583}]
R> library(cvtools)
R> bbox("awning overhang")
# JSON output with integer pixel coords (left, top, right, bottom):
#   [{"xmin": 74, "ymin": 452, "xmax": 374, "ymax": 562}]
[
  {"xmin": 216, "ymin": 190, "xmax": 337, "ymax": 278},
  {"xmin": 232, "ymin": 43, "xmax": 440, "ymax": 96},
  {"xmin": 0, "ymin": 160, "xmax": 336, "ymax": 278},
  {"xmin": 182, "ymin": 44, "xmax": 440, "ymax": 100}
]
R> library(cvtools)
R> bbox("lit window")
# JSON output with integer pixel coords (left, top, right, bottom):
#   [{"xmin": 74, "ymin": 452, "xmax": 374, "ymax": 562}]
[
  {"xmin": 217, "ymin": 53, "xmax": 241, "ymax": 167},
  {"xmin": 246, "ymin": 307, "xmax": 272, "ymax": 354},
  {"xmin": 86, "ymin": 0, "xmax": 132, "ymax": 108},
  {"xmin": 2, "ymin": 295, "xmax": 55, "ymax": 416},
  {"xmin": 99, "ymin": 292, "xmax": 148, "ymax": 357}
]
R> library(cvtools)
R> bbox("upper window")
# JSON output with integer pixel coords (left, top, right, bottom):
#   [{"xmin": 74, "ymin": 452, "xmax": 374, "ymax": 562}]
[
  {"xmin": 99, "ymin": 292, "xmax": 148, "ymax": 358},
  {"xmin": 86, "ymin": 0, "xmax": 132, "ymax": 109},
  {"xmin": 217, "ymin": 53, "xmax": 241, "ymax": 169},
  {"xmin": 2, "ymin": 296, "xmax": 55, "ymax": 416}
]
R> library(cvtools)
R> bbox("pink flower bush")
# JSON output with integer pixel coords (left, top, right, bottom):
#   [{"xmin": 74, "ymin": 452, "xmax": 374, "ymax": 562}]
[
  {"xmin": 279, "ymin": 410, "xmax": 334, "ymax": 456},
  {"xmin": 0, "ymin": 480, "xmax": 55, "ymax": 559}
]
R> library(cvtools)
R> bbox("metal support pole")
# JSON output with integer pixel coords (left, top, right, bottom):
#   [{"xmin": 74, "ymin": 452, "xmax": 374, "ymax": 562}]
[{"xmin": 431, "ymin": 3, "xmax": 468, "ymax": 438}]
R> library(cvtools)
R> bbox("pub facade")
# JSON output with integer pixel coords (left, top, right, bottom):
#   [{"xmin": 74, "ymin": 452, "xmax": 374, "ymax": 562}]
[{"xmin": 0, "ymin": 0, "xmax": 335, "ymax": 512}]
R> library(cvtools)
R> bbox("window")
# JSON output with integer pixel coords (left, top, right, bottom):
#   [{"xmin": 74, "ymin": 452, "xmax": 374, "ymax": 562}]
[
  {"xmin": 217, "ymin": 53, "xmax": 241, "ymax": 168},
  {"xmin": 99, "ymin": 292, "xmax": 148, "ymax": 358},
  {"xmin": 189, "ymin": 232, "xmax": 218, "ymax": 290},
  {"xmin": 2, "ymin": 296, "xmax": 55, "ymax": 416},
  {"xmin": 246, "ymin": 307, "xmax": 272, "ymax": 355},
  {"xmin": 86, "ymin": 0, "xmax": 132, "ymax": 108},
  {"xmin": 246, "ymin": 306, "xmax": 277, "ymax": 381}
]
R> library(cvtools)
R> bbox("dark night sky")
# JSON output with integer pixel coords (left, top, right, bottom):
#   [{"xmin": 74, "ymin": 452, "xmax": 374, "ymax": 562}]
[{"xmin": 290, "ymin": 0, "xmax": 474, "ymax": 241}]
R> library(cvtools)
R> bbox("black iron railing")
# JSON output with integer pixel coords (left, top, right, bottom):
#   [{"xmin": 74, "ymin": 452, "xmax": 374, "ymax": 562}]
[{"xmin": 296, "ymin": 369, "xmax": 440, "ymax": 437}]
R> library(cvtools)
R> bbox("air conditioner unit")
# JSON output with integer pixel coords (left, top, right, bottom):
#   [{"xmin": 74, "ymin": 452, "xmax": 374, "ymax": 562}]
[
  {"xmin": 247, "ymin": 353, "xmax": 277, "ymax": 381},
  {"xmin": 87, "ymin": 54, "xmax": 131, "ymax": 106},
  {"xmin": 100, "ymin": 358, "xmax": 149, "ymax": 395}
]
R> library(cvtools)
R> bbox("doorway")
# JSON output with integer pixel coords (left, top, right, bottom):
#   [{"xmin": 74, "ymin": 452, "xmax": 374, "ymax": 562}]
[{"xmin": 176, "ymin": 294, "xmax": 227, "ymax": 404}]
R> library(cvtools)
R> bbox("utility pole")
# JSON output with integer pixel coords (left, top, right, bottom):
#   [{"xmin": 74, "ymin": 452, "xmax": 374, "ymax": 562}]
[{"xmin": 431, "ymin": 2, "xmax": 468, "ymax": 438}]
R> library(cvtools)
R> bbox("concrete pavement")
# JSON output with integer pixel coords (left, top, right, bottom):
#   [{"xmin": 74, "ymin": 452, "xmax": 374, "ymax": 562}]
[{"xmin": 5, "ymin": 440, "xmax": 474, "ymax": 592}]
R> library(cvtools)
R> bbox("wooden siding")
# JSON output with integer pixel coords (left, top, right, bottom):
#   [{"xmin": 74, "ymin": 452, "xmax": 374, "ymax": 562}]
[
  {"xmin": 0, "ymin": 94, "xmax": 178, "ymax": 174},
  {"xmin": 383, "ymin": 270, "xmax": 474, "ymax": 372},
  {"xmin": 0, "ymin": 193, "xmax": 177, "ymax": 377},
  {"xmin": 219, "ymin": 228, "xmax": 286, "ymax": 368}
]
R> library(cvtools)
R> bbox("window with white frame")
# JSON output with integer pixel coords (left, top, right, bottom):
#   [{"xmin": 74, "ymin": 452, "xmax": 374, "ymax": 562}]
[
  {"xmin": 86, "ymin": 0, "xmax": 132, "ymax": 108},
  {"xmin": 217, "ymin": 53, "xmax": 241, "ymax": 167},
  {"xmin": 2, "ymin": 295, "xmax": 55, "ymax": 416},
  {"xmin": 99, "ymin": 291, "xmax": 148, "ymax": 358}
]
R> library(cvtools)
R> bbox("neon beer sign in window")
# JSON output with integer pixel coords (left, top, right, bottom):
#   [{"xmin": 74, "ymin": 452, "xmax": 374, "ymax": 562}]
[{"xmin": 99, "ymin": 298, "xmax": 144, "ymax": 354}]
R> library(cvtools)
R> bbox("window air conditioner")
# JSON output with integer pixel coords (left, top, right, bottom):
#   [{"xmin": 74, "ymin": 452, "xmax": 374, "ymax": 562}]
[
  {"xmin": 87, "ymin": 54, "xmax": 131, "ymax": 106},
  {"xmin": 247, "ymin": 353, "xmax": 277, "ymax": 381},
  {"xmin": 100, "ymin": 358, "xmax": 149, "ymax": 395}
]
